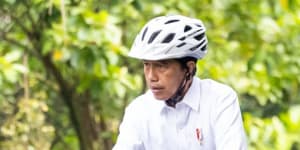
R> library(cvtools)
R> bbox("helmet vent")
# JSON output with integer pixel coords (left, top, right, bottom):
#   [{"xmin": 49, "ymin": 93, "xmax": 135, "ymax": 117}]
[
  {"xmin": 195, "ymin": 23, "xmax": 202, "ymax": 27},
  {"xmin": 165, "ymin": 19, "xmax": 180, "ymax": 24},
  {"xmin": 179, "ymin": 36, "xmax": 186, "ymax": 41},
  {"xmin": 184, "ymin": 25, "xmax": 192, "ymax": 32},
  {"xmin": 190, "ymin": 40, "xmax": 205, "ymax": 51},
  {"xmin": 188, "ymin": 29, "xmax": 202, "ymax": 37},
  {"xmin": 190, "ymin": 43, "xmax": 202, "ymax": 51},
  {"xmin": 176, "ymin": 42, "xmax": 186, "ymax": 48},
  {"xmin": 148, "ymin": 30, "xmax": 162, "ymax": 44},
  {"xmin": 141, "ymin": 27, "xmax": 148, "ymax": 41},
  {"xmin": 200, "ymin": 45, "xmax": 207, "ymax": 51},
  {"xmin": 162, "ymin": 33, "xmax": 175, "ymax": 43},
  {"xmin": 194, "ymin": 33, "xmax": 205, "ymax": 41}
]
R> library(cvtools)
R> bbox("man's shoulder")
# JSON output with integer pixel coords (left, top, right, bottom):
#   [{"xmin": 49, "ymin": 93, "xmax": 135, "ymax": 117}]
[
  {"xmin": 126, "ymin": 91, "xmax": 162, "ymax": 112},
  {"xmin": 197, "ymin": 78, "xmax": 236, "ymax": 96},
  {"xmin": 195, "ymin": 78, "xmax": 238, "ymax": 111}
]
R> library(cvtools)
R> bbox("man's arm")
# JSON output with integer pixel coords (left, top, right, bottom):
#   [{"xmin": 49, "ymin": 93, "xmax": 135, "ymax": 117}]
[
  {"xmin": 213, "ymin": 88, "xmax": 247, "ymax": 150},
  {"xmin": 113, "ymin": 102, "xmax": 145, "ymax": 150}
]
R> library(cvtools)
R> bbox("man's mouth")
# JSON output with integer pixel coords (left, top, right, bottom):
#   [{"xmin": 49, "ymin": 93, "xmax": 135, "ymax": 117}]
[{"xmin": 150, "ymin": 86, "xmax": 164, "ymax": 93}]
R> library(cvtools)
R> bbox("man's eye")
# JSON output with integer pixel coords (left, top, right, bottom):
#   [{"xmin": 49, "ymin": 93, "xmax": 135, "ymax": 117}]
[
  {"xmin": 157, "ymin": 63, "xmax": 168, "ymax": 70},
  {"xmin": 157, "ymin": 64, "xmax": 163, "ymax": 68}
]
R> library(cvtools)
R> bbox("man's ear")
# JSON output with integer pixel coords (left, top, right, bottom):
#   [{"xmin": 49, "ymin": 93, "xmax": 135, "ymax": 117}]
[{"xmin": 186, "ymin": 61, "xmax": 196, "ymax": 75}]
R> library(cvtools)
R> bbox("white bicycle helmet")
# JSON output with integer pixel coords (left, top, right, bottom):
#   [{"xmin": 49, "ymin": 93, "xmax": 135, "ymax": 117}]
[{"xmin": 128, "ymin": 15, "xmax": 208, "ymax": 60}]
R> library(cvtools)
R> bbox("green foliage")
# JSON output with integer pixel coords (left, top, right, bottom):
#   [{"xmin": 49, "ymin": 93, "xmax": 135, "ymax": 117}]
[
  {"xmin": 0, "ymin": 0, "xmax": 299, "ymax": 149},
  {"xmin": 0, "ymin": 98, "xmax": 54, "ymax": 150},
  {"xmin": 244, "ymin": 105, "xmax": 300, "ymax": 150}
]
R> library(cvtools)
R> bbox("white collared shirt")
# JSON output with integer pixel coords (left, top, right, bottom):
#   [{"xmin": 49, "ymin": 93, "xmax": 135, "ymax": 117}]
[{"xmin": 113, "ymin": 77, "xmax": 247, "ymax": 150}]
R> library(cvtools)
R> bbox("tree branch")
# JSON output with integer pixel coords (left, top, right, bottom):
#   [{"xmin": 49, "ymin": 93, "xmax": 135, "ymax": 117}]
[{"xmin": 39, "ymin": 53, "xmax": 85, "ymax": 149}]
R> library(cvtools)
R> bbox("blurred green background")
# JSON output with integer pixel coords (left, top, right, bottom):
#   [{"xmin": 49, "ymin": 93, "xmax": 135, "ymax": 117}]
[{"xmin": 0, "ymin": 0, "xmax": 299, "ymax": 150}]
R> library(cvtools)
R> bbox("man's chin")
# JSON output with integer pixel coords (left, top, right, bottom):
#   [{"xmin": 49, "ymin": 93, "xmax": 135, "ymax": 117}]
[{"xmin": 152, "ymin": 94, "xmax": 169, "ymax": 101}]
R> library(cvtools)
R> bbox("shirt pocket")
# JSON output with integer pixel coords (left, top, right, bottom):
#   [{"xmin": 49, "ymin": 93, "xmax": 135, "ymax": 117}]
[
  {"xmin": 189, "ymin": 137, "xmax": 204, "ymax": 150},
  {"xmin": 184, "ymin": 129, "xmax": 204, "ymax": 150}
]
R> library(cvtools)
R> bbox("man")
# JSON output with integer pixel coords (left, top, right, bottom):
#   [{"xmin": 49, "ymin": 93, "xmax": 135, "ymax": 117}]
[{"xmin": 113, "ymin": 15, "xmax": 247, "ymax": 150}]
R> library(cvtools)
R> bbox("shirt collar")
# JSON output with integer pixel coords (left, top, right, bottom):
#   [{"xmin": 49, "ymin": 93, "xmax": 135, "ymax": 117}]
[{"xmin": 180, "ymin": 77, "xmax": 201, "ymax": 111}]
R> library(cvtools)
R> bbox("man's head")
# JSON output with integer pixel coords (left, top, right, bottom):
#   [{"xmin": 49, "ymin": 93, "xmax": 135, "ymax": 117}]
[
  {"xmin": 129, "ymin": 15, "xmax": 208, "ymax": 105},
  {"xmin": 143, "ymin": 57, "xmax": 197, "ymax": 100}
]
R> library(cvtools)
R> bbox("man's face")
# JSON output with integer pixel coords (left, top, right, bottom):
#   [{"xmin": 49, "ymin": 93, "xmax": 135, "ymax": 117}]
[{"xmin": 143, "ymin": 59, "xmax": 186, "ymax": 100}]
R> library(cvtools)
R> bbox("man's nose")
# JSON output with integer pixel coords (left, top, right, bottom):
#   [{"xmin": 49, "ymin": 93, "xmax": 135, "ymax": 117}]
[{"xmin": 148, "ymin": 67, "xmax": 158, "ymax": 82}]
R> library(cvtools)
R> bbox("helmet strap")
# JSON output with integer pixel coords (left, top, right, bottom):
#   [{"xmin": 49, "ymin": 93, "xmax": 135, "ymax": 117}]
[{"xmin": 165, "ymin": 69, "xmax": 194, "ymax": 107}]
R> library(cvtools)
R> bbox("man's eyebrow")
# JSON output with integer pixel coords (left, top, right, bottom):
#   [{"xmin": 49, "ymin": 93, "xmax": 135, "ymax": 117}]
[
  {"xmin": 159, "ymin": 60, "xmax": 172, "ymax": 64},
  {"xmin": 142, "ymin": 60, "xmax": 151, "ymax": 63}
]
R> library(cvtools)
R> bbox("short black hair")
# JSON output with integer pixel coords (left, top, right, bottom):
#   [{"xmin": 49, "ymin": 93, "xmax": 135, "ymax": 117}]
[{"xmin": 175, "ymin": 57, "xmax": 197, "ymax": 75}]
